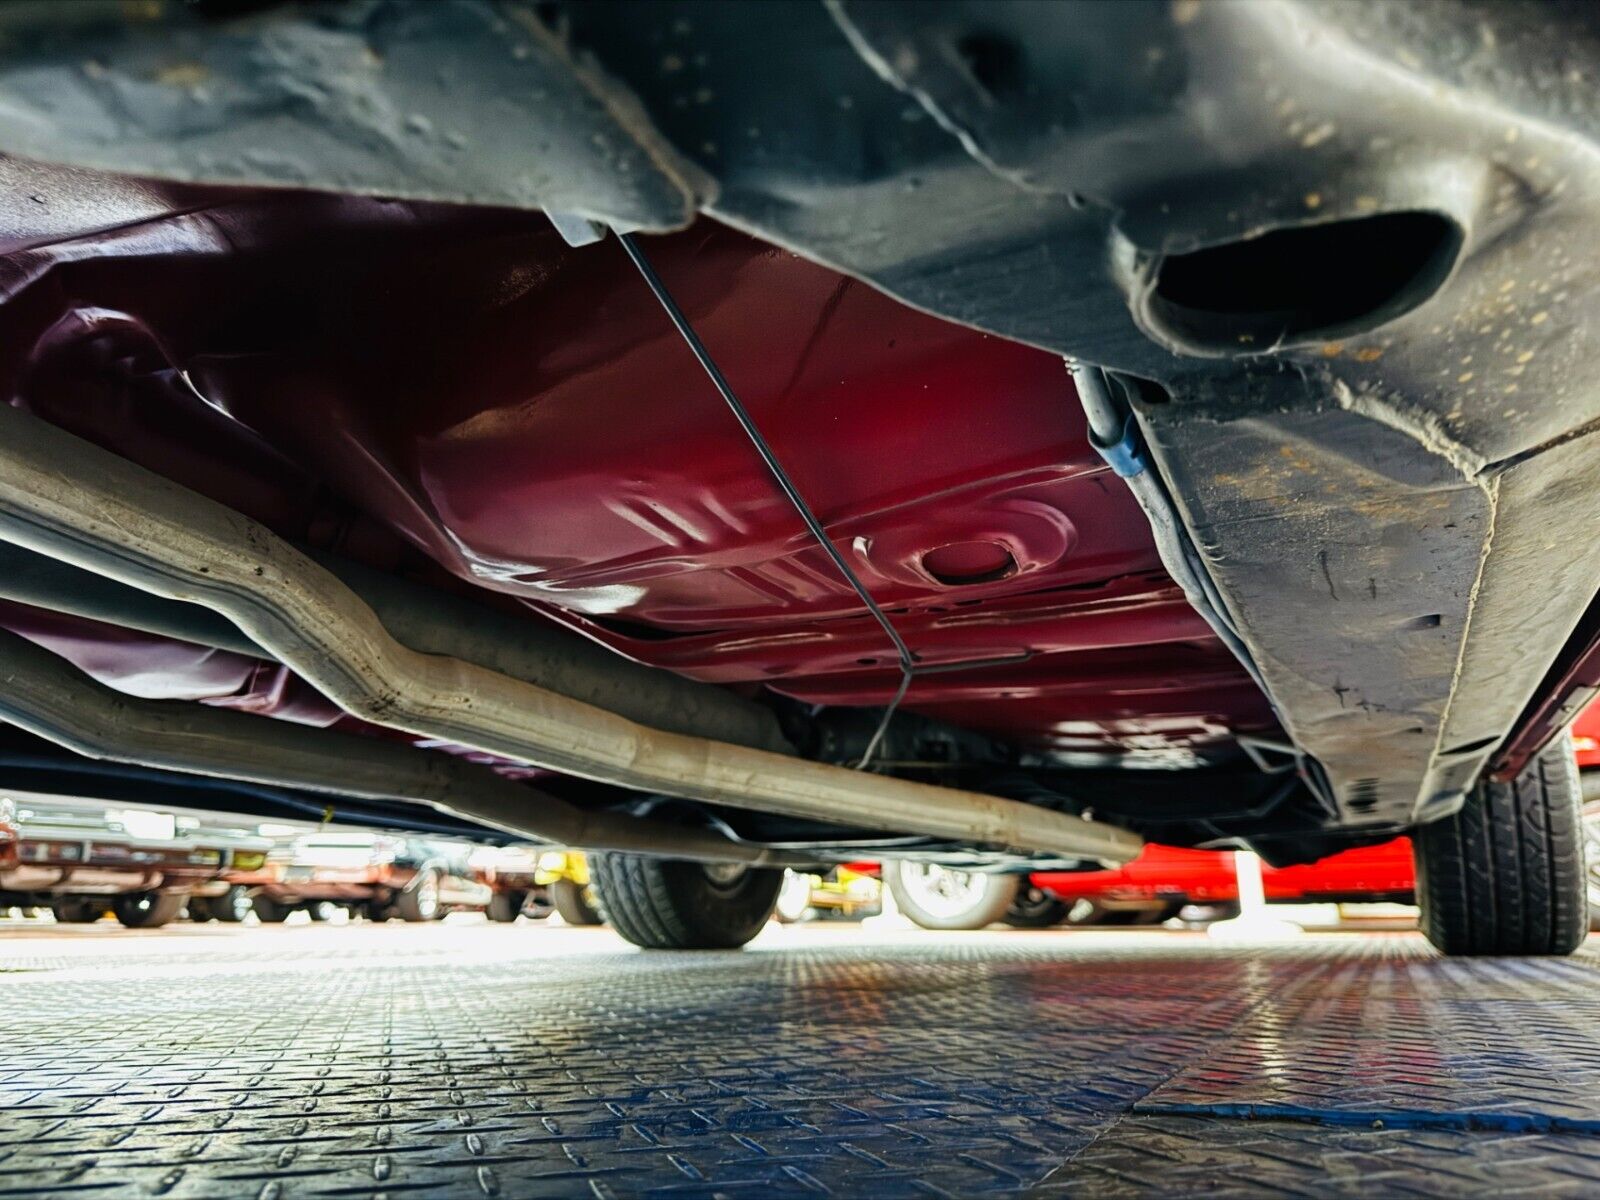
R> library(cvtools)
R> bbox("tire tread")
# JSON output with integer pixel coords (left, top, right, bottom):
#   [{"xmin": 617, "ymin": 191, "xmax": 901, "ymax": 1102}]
[
  {"xmin": 1417, "ymin": 739, "xmax": 1585, "ymax": 955},
  {"xmin": 589, "ymin": 853, "xmax": 781, "ymax": 950}
]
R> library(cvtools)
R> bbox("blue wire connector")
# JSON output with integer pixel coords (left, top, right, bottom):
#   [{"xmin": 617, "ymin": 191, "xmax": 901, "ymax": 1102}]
[{"xmin": 1091, "ymin": 412, "xmax": 1148, "ymax": 478}]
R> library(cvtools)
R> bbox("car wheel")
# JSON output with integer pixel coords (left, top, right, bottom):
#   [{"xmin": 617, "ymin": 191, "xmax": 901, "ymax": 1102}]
[
  {"xmin": 304, "ymin": 900, "xmax": 340, "ymax": 922},
  {"xmin": 252, "ymin": 894, "xmax": 291, "ymax": 923},
  {"xmin": 112, "ymin": 891, "xmax": 185, "ymax": 929},
  {"xmin": 51, "ymin": 899, "xmax": 104, "ymax": 924},
  {"xmin": 1002, "ymin": 884, "xmax": 1072, "ymax": 929},
  {"xmin": 1415, "ymin": 737, "xmax": 1587, "ymax": 955},
  {"xmin": 549, "ymin": 877, "xmax": 604, "ymax": 927},
  {"xmin": 773, "ymin": 870, "xmax": 817, "ymax": 924},
  {"xmin": 887, "ymin": 862, "xmax": 1021, "ymax": 930},
  {"xmin": 1582, "ymin": 799, "xmax": 1600, "ymax": 932},
  {"xmin": 487, "ymin": 890, "xmax": 526, "ymax": 923},
  {"xmin": 207, "ymin": 885, "xmax": 254, "ymax": 923},
  {"xmin": 394, "ymin": 869, "xmax": 441, "ymax": 922},
  {"xmin": 588, "ymin": 853, "xmax": 782, "ymax": 949},
  {"xmin": 524, "ymin": 887, "xmax": 554, "ymax": 920},
  {"xmin": 1176, "ymin": 902, "xmax": 1240, "ymax": 926}
]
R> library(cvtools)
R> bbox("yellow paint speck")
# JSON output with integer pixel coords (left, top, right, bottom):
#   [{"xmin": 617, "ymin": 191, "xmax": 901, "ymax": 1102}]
[{"xmin": 154, "ymin": 62, "xmax": 210, "ymax": 88}]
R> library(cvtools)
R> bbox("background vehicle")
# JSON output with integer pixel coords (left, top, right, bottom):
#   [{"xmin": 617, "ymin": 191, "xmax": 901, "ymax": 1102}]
[
  {"xmin": 0, "ymin": 792, "xmax": 269, "ymax": 928},
  {"xmin": 1033, "ymin": 840, "xmax": 1417, "ymax": 927},
  {"xmin": 890, "ymin": 714, "xmax": 1600, "ymax": 932},
  {"xmin": 252, "ymin": 834, "xmax": 492, "ymax": 924},
  {"xmin": 774, "ymin": 865, "xmax": 882, "ymax": 924},
  {"xmin": 0, "ymin": 2, "xmax": 1599, "ymax": 954},
  {"xmin": 188, "ymin": 845, "xmax": 280, "ymax": 923},
  {"xmin": 884, "ymin": 842, "xmax": 1416, "ymax": 932},
  {"xmin": 535, "ymin": 853, "xmax": 605, "ymax": 927},
  {"xmin": 469, "ymin": 845, "xmax": 554, "ymax": 923}
]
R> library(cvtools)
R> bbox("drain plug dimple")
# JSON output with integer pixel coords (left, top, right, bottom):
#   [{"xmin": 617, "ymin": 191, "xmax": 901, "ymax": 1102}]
[{"xmin": 921, "ymin": 541, "xmax": 1017, "ymax": 585}]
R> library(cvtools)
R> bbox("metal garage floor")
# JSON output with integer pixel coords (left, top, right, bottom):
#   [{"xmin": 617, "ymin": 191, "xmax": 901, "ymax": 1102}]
[{"xmin": 5, "ymin": 922, "xmax": 1600, "ymax": 1197}]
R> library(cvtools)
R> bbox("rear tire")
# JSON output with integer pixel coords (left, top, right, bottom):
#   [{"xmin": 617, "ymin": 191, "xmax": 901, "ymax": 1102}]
[
  {"xmin": 549, "ymin": 877, "xmax": 604, "ymax": 927},
  {"xmin": 112, "ymin": 891, "xmax": 185, "ymax": 929},
  {"xmin": 252, "ymin": 894, "xmax": 291, "ymax": 923},
  {"xmin": 1002, "ymin": 884, "xmax": 1072, "ymax": 929},
  {"xmin": 304, "ymin": 900, "xmax": 340, "ymax": 922},
  {"xmin": 588, "ymin": 854, "xmax": 782, "ymax": 949},
  {"xmin": 487, "ymin": 890, "xmax": 526, "ymax": 923},
  {"xmin": 524, "ymin": 887, "xmax": 554, "ymax": 920},
  {"xmin": 51, "ymin": 899, "xmax": 104, "ymax": 924},
  {"xmin": 207, "ymin": 886, "xmax": 254, "ymax": 923},
  {"xmin": 888, "ymin": 861, "xmax": 1020, "ymax": 931},
  {"xmin": 394, "ymin": 869, "xmax": 442, "ymax": 922},
  {"xmin": 1416, "ymin": 738, "xmax": 1587, "ymax": 956}
]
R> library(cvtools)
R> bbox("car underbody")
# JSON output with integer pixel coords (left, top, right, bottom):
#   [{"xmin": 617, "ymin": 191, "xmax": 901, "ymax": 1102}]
[{"xmin": 0, "ymin": 0, "xmax": 1597, "ymax": 951}]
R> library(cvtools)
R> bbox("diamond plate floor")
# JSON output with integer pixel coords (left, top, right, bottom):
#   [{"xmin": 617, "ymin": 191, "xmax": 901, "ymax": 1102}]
[{"xmin": 4, "ymin": 922, "xmax": 1600, "ymax": 1197}]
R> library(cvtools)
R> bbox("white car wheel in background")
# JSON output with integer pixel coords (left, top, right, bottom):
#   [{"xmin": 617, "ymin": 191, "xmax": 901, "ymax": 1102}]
[
  {"xmin": 395, "ymin": 869, "xmax": 442, "ymax": 922},
  {"xmin": 888, "ymin": 861, "xmax": 1021, "ymax": 930},
  {"xmin": 774, "ymin": 870, "xmax": 817, "ymax": 924}
]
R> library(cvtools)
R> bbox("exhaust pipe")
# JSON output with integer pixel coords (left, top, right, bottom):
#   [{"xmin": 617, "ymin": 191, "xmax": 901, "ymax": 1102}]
[
  {"xmin": 0, "ymin": 625, "xmax": 783, "ymax": 864},
  {"xmin": 0, "ymin": 404, "xmax": 1141, "ymax": 863},
  {"xmin": 0, "ymin": 536, "xmax": 794, "ymax": 756}
]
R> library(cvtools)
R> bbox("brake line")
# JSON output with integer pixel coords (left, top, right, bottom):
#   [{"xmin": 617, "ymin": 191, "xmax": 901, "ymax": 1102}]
[{"xmin": 618, "ymin": 232, "xmax": 1025, "ymax": 767}]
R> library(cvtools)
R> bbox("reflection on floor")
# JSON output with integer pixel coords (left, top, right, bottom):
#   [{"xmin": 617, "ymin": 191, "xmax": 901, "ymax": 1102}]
[{"xmin": 2, "ymin": 920, "xmax": 1597, "ymax": 1197}]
